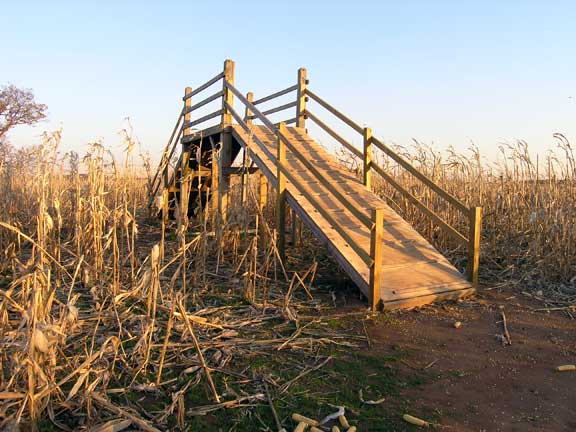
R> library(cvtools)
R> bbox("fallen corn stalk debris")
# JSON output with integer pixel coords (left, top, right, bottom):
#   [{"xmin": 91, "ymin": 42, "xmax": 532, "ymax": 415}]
[
  {"xmin": 358, "ymin": 388, "xmax": 386, "ymax": 405},
  {"xmin": 186, "ymin": 394, "xmax": 265, "ymax": 416},
  {"xmin": 403, "ymin": 414, "xmax": 430, "ymax": 427},
  {"xmin": 556, "ymin": 365, "xmax": 576, "ymax": 372}
]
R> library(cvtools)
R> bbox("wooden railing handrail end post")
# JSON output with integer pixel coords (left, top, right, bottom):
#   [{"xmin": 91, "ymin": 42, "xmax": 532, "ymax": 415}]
[
  {"xmin": 222, "ymin": 59, "xmax": 235, "ymax": 127},
  {"xmin": 467, "ymin": 206, "xmax": 482, "ymax": 289},
  {"xmin": 296, "ymin": 68, "xmax": 307, "ymax": 129}
]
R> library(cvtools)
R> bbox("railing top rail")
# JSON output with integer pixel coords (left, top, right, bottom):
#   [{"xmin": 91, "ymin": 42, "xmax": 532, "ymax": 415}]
[
  {"xmin": 305, "ymin": 88, "xmax": 363, "ymax": 134},
  {"xmin": 248, "ymin": 101, "xmax": 297, "ymax": 119},
  {"xmin": 253, "ymin": 84, "xmax": 298, "ymax": 106},
  {"xmin": 225, "ymin": 80, "xmax": 372, "ymax": 229},
  {"xmin": 183, "ymin": 72, "xmax": 224, "ymax": 101},
  {"xmin": 371, "ymin": 136, "xmax": 469, "ymax": 215},
  {"xmin": 305, "ymin": 87, "xmax": 470, "ymax": 217},
  {"xmin": 225, "ymin": 81, "xmax": 276, "ymax": 131},
  {"xmin": 149, "ymin": 109, "xmax": 184, "ymax": 196},
  {"xmin": 183, "ymin": 90, "xmax": 223, "ymax": 115}
]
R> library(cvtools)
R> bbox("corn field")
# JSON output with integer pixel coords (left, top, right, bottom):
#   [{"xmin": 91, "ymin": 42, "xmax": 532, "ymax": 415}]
[
  {"xmin": 0, "ymin": 127, "xmax": 574, "ymax": 430},
  {"xmin": 338, "ymin": 133, "xmax": 576, "ymax": 304}
]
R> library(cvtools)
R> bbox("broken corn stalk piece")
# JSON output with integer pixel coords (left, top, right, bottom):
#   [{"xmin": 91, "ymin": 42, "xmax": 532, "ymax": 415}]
[
  {"xmin": 556, "ymin": 365, "xmax": 576, "ymax": 372},
  {"xmin": 294, "ymin": 422, "xmax": 308, "ymax": 432},
  {"xmin": 310, "ymin": 428, "xmax": 323, "ymax": 432},
  {"xmin": 292, "ymin": 414, "xmax": 318, "ymax": 426},
  {"xmin": 339, "ymin": 415, "xmax": 350, "ymax": 428},
  {"xmin": 403, "ymin": 414, "xmax": 430, "ymax": 427}
]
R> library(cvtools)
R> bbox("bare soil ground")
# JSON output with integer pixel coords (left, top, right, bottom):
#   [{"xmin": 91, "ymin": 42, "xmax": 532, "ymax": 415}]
[{"xmin": 358, "ymin": 290, "xmax": 576, "ymax": 431}]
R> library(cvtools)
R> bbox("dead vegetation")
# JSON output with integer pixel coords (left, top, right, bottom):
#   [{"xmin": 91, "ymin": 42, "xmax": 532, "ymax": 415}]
[
  {"xmin": 0, "ymin": 126, "xmax": 575, "ymax": 430},
  {"xmin": 338, "ymin": 133, "xmax": 576, "ymax": 306},
  {"xmin": 0, "ymin": 130, "xmax": 378, "ymax": 431}
]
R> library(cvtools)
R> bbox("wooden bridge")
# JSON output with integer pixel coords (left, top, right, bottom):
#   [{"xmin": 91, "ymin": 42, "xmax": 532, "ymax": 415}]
[{"xmin": 149, "ymin": 60, "xmax": 482, "ymax": 311}]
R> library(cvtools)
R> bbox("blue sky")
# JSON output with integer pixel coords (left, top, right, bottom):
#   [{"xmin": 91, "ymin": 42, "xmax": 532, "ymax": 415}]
[{"xmin": 2, "ymin": 0, "xmax": 575, "ymax": 162}]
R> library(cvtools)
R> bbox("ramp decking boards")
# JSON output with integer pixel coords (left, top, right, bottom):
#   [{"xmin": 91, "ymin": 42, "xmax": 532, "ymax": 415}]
[{"xmin": 230, "ymin": 125, "xmax": 473, "ymax": 309}]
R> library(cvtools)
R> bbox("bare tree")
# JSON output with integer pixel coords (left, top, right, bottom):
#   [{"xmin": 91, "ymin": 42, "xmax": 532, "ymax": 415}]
[{"xmin": 0, "ymin": 84, "xmax": 47, "ymax": 140}]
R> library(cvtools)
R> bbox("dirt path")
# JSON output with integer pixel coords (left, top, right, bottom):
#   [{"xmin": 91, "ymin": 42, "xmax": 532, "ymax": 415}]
[{"xmin": 364, "ymin": 291, "xmax": 576, "ymax": 431}]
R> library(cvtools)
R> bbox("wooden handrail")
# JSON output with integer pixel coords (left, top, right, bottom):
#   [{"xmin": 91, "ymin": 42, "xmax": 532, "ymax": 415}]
[
  {"xmin": 224, "ymin": 101, "xmax": 276, "ymax": 162},
  {"xmin": 226, "ymin": 80, "xmax": 372, "ymax": 228},
  {"xmin": 371, "ymin": 163, "xmax": 468, "ymax": 245},
  {"xmin": 277, "ymin": 130, "xmax": 372, "ymax": 228},
  {"xmin": 224, "ymin": 96, "xmax": 372, "ymax": 263},
  {"xmin": 305, "ymin": 110, "xmax": 362, "ymax": 158},
  {"xmin": 148, "ymin": 111, "xmax": 184, "ymax": 203},
  {"xmin": 302, "ymin": 87, "xmax": 481, "ymax": 287},
  {"xmin": 260, "ymin": 101, "xmax": 298, "ymax": 117},
  {"xmin": 276, "ymin": 117, "xmax": 297, "ymax": 126},
  {"xmin": 370, "ymin": 137, "xmax": 469, "ymax": 216},
  {"xmin": 183, "ymin": 72, "xmax": 224, "ymax": 100},
  {"xmin": 182, "ymin": 109, "xmax": 223, "ymax": 130},
  {"xmin": 225, "ymin": 82, "xmax": 276, "ymax": 130},
  {"xmin": 305, "ymin": 88, "xmax": 364, "ymax": 134},
  {"xmin": 183, "ymin": 90, "xmax": 223, "ymax": 115},
  {"xmin": 253, "ymin": 84, "xmax": 298, "ymax": 106}
]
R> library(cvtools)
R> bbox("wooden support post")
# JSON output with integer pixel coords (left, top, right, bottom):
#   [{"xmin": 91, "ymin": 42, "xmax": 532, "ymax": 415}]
[
  {"xmin": 241, "ymin": 92, "xmax": 254, "ymax": 207},
  {"xmin": 162, "ymin": 167, "xmax": 169, "ymax": 222},
  {"xmin": 276, "ymin": 123, "xmax": 287, "ymax": 263},
  {"xmin": 245, "ymin": 92, "xmax": 254, "ymax": 128},
  {"xmin": 363, "ymin": 127, "xmax": 373, "ymax": 190},
  {"xmin": 241, "ymin": 147, "xmax": 249, "ymax": 205},
  {"xmin": 467, "ymin": 206, "xmax": 482, "ymax": 288},
  {"xmin": 296, "ymin": 68, "xmax": 307, "ymax": 129},
  {"xmin": 184, "ymin": 86, "xmax": 193, "ymax": 136},
  {"xmin": 180, "ymin": 87, "xmax": 193, "ymax": 219},
  {"xmin": 259, "ymin": 174, "xmax": 268, "ymax": 216},
  {"xmin": 369, "ymin": 208, "xmax": 384, "ymax": 311},
  {"xmin": 222, "ymin": 59, "xmax": 234, "ymax": 126},
  {"xmin": 258, "ymin": 173, "xmax": 268, "ymax": 248},
  {"xmin": 210, "ymin": 136, "xmax": 219, "ymax": 225},
  {"xmin": 180, "ymin": 150, "xmax": 191, "ymax": 222},
  {"xmin": 219, "ymin": 59, "xmax": 235, "ymax": 222},
  {"xmin": 291, "ymin": 209, "xmax": 297, "ymax": 246}
]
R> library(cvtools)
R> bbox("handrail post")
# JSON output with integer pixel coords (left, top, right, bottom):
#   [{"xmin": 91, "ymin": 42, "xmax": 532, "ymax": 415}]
[
  {"xmin": 296, "ymin": 68, "xmax": 307, "ymax": 129},
  {"xmin": 363, "ymin": 127, "xmax": 373, "ymax": 189},
  {"xmin": 222, "ymin": 59, "xmax": 235, "ymax": 127},
  {"xmin": 276, "ymin": 122, "xmax": 287, "ymax": 263},
  {"xmin": 179, "ymin": 87, "xmax": 193, "ymax": 220},
  {"xmin": 218, "ymin": 59, "xmax": 235, "ymax": 221},
  {"xmin": 369, "ymin": 208, "xmax": 384, "ymax": 311},
  {"xmin": 184, "ymin": 87, "xmax": 193, "ymax": 136},
  {"xmin": 467, "ymin": 206, "xmax": 482, "ymax": 288},
  {"xmin": 245, "ymin": 92, "xmax": 254, "ymax": 128}
]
